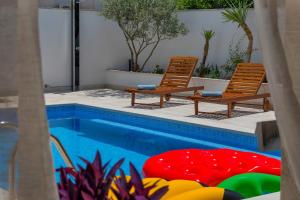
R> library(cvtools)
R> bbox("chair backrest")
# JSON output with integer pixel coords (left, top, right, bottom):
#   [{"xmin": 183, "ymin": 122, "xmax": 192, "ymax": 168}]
[
  {"xmin": 160, "ymin": 56, "xmax": 198, "ymax": 88},
  {"xmin": 225, "ymin": 63, "xmax": 266, "ymax": 95}
]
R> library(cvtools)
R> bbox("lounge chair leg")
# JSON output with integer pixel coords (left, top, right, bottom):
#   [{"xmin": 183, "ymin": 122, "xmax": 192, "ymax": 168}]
[
  {"xmin": 165, "ymin": 94, "xmax": 171, "ymax": 101},
  {"xmin": 194, "ymin": 100, "xmax": 199, "ymax": 115},
  {"xmin": 131, "ymin": 92, "xmax": 135, "ymax": 106},
  {"xmin": 263, "ymin": 97, "xmax": 270, "ymax": 112},
  {"xmin": 227, "ymin": 102, "xmax": 233, "ymax": 118},
  {"xmin": 232, "ymin": 102, "xmax": 236, "ymax": 110},
  {"xmin": 160, "ymin": 95, "xmax": 164, "ymax": 108}
]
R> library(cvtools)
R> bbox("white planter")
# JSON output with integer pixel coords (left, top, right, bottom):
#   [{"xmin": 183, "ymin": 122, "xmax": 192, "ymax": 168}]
[{"xmin": 104, "ymin": 69, "xmax": 271, "ymax": 105}]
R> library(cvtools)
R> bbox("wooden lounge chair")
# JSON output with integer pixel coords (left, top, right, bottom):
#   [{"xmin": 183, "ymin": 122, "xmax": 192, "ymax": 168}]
[
  {"xmin": 126, "ymin": 56, "xmax": 204, "ymax": 108},
  {"xmin": 189, "ymin": 63, "xmax": 271, "ymax": 118}
]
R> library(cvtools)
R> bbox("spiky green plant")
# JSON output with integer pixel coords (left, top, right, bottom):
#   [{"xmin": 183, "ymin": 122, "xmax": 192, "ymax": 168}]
[{"xmin": 222, "ymin": 0, "xmax": 253, "ymax": 62}]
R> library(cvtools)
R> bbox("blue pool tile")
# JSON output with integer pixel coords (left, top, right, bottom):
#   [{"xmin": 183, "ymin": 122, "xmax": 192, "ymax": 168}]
[{"xmin": 47, "ymin": 104, "xmax": 280, "ymax": 178}]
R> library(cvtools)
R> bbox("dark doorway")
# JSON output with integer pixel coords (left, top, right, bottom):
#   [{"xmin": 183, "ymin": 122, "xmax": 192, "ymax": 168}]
[{"xmin": 72, "ymin": 0, "xmax": 80, "ymax": 91}]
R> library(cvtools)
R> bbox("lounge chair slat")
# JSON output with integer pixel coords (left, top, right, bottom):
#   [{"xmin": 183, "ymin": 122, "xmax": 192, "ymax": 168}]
[
  {"xmin": 163, "ymin": 83, "xmax": 188, "ymax": 86},
  {"xmin": 163, "ymin": 78, "xmax": 189, "ymax": 83},
  {"xmin": 231, "ymin": 77, "xmax": 263, "ymax": 81},
  {"xmin": 227, "ymin": 86, "xmax": 259, "ymax": 91},
  {"xmin": 229, "ymin": 81, "xmax": 261, "ymax": 86},
  {"xmin": 226, "ymin": 89, "xmax": 258, "ymax": 94},
  {"xmin": 235, "ymin": 70, "xmax": 265, "ymax": 74},
  {"xmin": 162, "ymin": 81, "xmax": 188, "ymax": 85},
  {"xmin": 228, "ymin": 85, "xmax": 260, "ymax": 90},
  {"xmin": 164, "ymin": 77, "xmax": 190, "ymax": 81},
  {"xmin": 228, "ymin": 83, "xmax": 261, "ymax": 87},
  {"xmin": 233, "ymin": 73, "xmax": 264, "ymax": 77}
]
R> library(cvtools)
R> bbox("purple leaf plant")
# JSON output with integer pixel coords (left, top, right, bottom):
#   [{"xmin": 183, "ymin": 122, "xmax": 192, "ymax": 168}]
[
  {"xmin": 111, "ymin": 163, "xmax": 168, "ymax": 200},
  {"xmin": 57, "ymin": 151, "xmax": 168, "ymax": 200}
]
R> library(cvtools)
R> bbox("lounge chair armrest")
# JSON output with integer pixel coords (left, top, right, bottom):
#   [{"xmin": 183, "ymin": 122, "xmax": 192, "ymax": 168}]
[{"xmin": 125, "ymin": 88, "xmax": 138, "ymax": 93}]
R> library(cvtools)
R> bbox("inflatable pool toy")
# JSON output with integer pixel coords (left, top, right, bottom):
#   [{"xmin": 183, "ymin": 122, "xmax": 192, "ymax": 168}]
[
  {"xmin": 145, "ymin": 178, "xmax": 204, "ymax": 199},
  {"xmin": 218, "ymin": 173, "xmax": 280, "ymax": 198},
  {"xmin": 143, "ymin": 148, "xmax": 281, "ymax": 186},
  {"xmin": 164, "ymin": 187, "xmax": 241, "ymax": 200},
  {"xmin": 143, "ymin": 149, "xmax": 281, "ymax": 186},
  {"xmin": 109, "ymin": 178, "xmax": 242, "ymax": 200},
  {"xmin": 145, "ymin": 179, "xmax": 242, "ymax": 200}
]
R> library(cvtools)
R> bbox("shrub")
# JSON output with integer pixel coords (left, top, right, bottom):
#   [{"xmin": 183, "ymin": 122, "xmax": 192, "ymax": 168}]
[
  {"xmin": 176, "ymin": 0, "xmax": 254, "ymax": 10},
  {"xmin": 223, "ymin": 36, "xmax": 247, "ymax": 79},
  {"xmin": 176, "ymin": 0, "xmax": 214, "ymax": 10},
  {"xmin": 152, "ymin": 65, "xmax": 165, "ymax": 74},
  {"xmin": 196, "ymin": 64, "xmax": 221, "ymax": 79}
]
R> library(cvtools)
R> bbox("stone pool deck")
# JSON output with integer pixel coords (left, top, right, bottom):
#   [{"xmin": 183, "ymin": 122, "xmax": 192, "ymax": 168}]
[{"xmin": 45, "ymin": 88, "xmax": 276, "ymax": 135}]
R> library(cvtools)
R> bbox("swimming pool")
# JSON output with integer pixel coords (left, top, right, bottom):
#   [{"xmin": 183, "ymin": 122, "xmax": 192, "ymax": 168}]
[{"xmin": 48, "ymin": 104, "xmax": 279, "ymax": 175}]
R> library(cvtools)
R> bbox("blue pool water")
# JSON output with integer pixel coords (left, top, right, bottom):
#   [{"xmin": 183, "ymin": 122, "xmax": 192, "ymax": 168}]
[{"xmin": 48, "ymin": 104, "xmax": 280, "ymax": 177}]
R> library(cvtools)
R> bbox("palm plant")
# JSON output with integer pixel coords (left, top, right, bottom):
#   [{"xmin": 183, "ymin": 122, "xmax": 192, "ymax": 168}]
[
  {"xmin": 201, "ymin": 30, "xmax": 215, "ymax": 72},
  {"xmin": 197, "ymin": 29, "xmax": 215, "ymax": 77},
  {"xmin": 222, "ymin": 0, "xmax": 253, "ymax": 62}
]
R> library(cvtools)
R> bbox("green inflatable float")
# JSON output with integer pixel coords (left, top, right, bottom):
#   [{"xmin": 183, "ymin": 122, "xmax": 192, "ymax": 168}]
[{"xmin": 217, "ymin": 173, "xmax": 280, "ymax": 199}]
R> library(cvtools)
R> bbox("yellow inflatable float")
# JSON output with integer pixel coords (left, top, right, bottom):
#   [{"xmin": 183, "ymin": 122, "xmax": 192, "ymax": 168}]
[{"xmin": 109, "ymin": 178, "xmax": 242, "ymax": 200}]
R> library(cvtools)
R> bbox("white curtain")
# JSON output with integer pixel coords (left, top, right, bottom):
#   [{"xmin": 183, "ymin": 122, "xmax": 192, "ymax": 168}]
[
  {"xmin": 0, "ymin": 1, "xmax": 17, "ymax": 96},
  {"xmin": 254, "ymin": 0, "xmax": 300, "ymax": 199},
  {"xmin": 0, "ymin": 0, "xmax": 59, "ymax": 199}
]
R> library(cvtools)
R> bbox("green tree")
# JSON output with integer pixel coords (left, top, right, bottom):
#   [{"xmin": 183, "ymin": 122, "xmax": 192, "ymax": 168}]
[
  {"xmin": 102, "ymin": 0, "xmax": 188, "ymax": 72},
  {"xmin": 222, "ymin": 0, "xmax": 253, "ymax": 62}
]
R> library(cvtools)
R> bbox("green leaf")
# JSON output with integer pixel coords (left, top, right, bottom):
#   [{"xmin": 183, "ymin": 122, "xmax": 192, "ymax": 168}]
[{"xmin": 222, "ymin": 0, "xmax": 253, "ymax": 25}]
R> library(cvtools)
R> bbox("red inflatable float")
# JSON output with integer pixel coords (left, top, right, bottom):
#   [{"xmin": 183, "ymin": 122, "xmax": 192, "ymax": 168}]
[{"xmin": 143, "ymin": 148, "xmax": 281, "ymax": 186}]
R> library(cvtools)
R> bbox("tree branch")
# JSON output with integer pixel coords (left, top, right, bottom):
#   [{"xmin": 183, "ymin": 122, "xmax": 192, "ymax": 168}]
[
  {"xmin": 140, "ymin": 38, "xmax": 160, "ymax": 71},
  {"xmin": 137, "ymin": 37, "xmax": 146, "ymax": 54},
  {"xmin": 119, "ymin": 23, "xmax": 135, "ymax": 70}
]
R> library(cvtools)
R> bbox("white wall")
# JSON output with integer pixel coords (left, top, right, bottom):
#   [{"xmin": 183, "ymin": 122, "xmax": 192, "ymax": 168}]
[
  {"xmin": 39, "ymin": 9, "xmax": 71, "ymax": 89},
  {"xmin": 139, "ymin": 9, "xmax": 261, "ymax": 71},
  {"xmin": 79, "ymin": 11, "xmax": 129, "ymax": 88},
  {"xmin": 39, "ymin": 9, "xmax": 262, "ymax": 89}
]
